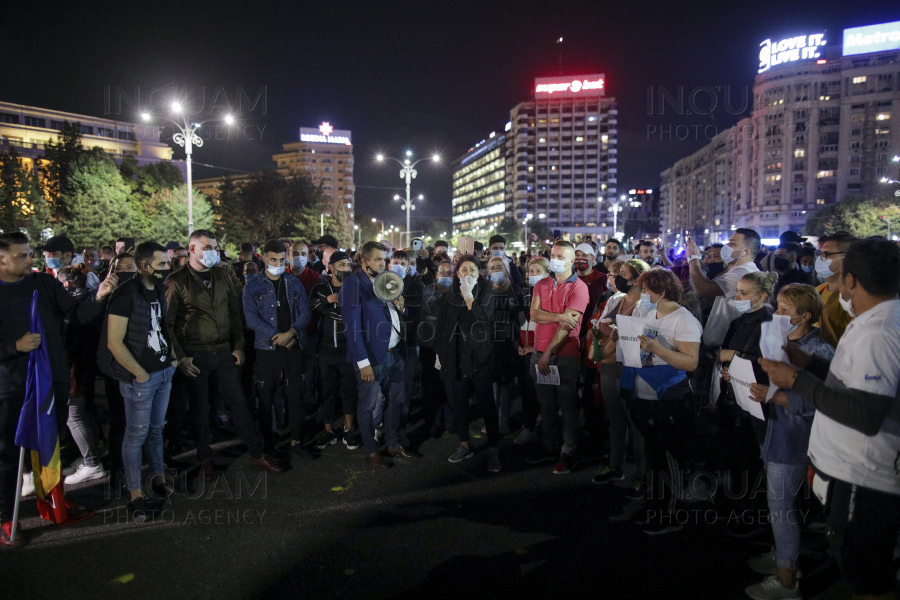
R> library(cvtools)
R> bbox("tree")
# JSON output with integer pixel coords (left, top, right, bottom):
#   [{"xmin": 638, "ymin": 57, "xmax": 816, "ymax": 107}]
[
  {"xmin": 423, "ymin": 218, "xmax": 452, "ymax": 243},
  {"xmin": 0, "ymin": 149, "xmax": 52, "ymax": 239},
  {"xmin": 56, "ymin": 152, "xmax": 139, "ymax": 249},
  {"xmin": 40, "ymin": 121, "xmax": 84, "ymax": 218},
  {"xmin": 121, "ymin": 159, "xmax": 184, "ymax": 198},
  {"xmin": 328, "ymin": 199, "xmax": 354, "ymax": 249},
  {"xmin": 805, "ymin": 191, "xmax": 900, "ymax": 238},
  {"xmin": 496, "ymin": 217, "xmax": 520, "ymax": 243},
  {"xmin": 140, "ymin": 185, "xmax": 214, "ymax": 245},
  {"xmin": 355, "ymin": 214, "xmax": 382, "ymax": 246}
]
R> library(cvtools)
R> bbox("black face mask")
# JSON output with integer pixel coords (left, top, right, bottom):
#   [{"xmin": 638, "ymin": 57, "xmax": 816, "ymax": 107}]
[
  {"xmin": 706, "ymin": 262, "xmax": 726, "ymax": 278},
  {"xmin": 773, "ymin": 257, "xmax": 791, "ymax": 272},
  {"xmin": 315, "ymin": 250, "xmax": 324, "ymax": 261},
  {"xmin": 332, "ymin": 270, "xmax": 350, "ymax": 282},
  {"xmin": 149, "ymin": 267, "xmax": 171, "ymax": 281},
  {"xmin": 614, "ymin": 275, "xmax": 631, "ymax": 294},
  {"xmin": 116, "ymin": 272, "xmax": 136, "ymax": 283}
]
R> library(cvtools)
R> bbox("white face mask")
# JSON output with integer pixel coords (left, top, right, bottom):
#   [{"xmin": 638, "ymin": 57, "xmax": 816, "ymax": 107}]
[
  {"xmin": 549, "ymin": 258, "xmax": 568, "ymax": 274},
  {"xmin": 408, "ymin": 264, "xmax": 417, "ymax": 276},
  {"xmin": 200, "ymin": 250, "xmax": 220, "ymax": 268},
  {"xmin": 490, "ymin": 271, "xmax": 505, "ymax": 284},
  {"xmin": 735, "ymin": 294, "xmax": 762, "ymax": 314},
  {"xmin": 491, "ymin": 249, "xmax": 504, "ymax": 258},
  {"xmin": 266, "ymin": 265, "xmax": 285, "ymax": 277},
  {"xmin": 528, "ymin": 274, "xmax": 547, "ymax": 287},
  {"xmin": 640, "ymin": 293, "xmax": 657, "ymax": 310},
  {"xmin": 720, "ymin": 244, "xmax": 741, "ymax": 264},
  {"xmin": 839, "ymin": 289, "xmax": 856, "ymax": 318},
  {"xmin": 787, "ymin": 315, "xmax": 802, "ymax": 335},
  {"xmin": 292, "ymin": 256, "xmax": 308, "ymax": 270},
  {"xmin": 815, "ymin": 256, "xmax": 835, "ymax": 280},
  {"xmin": 390, "ymin": 264, "xmax": 407, "ymax": 278}
]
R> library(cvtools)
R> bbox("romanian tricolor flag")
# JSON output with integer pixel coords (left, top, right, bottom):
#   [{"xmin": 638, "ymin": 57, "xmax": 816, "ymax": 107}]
[{"xmin": 14, "ymin": 291, "xmax": 68, "ymax": 523}]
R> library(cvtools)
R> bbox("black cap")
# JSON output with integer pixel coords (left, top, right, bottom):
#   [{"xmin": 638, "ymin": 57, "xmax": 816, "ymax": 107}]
[
  {"xmin": 779, "ymin": 231, "xmax": 807, "ymax": 243},
  {"xmin": 164, "ymin": 241, "xmax": 181, "ymax": 251},
  {"xmin": 37, "ymin": 235, "xmax": 75, "ymax": 254},
  {"xmin": 329, "ymin": 250, "xmax": 349, "ymax": 264},
  {"xmin": 312, "ymin": 234, "xmax": 338, "ymax": 248}
]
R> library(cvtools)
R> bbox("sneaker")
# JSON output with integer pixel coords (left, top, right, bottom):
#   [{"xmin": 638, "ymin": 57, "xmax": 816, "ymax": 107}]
[
  {"xmin": 487, "ymin": 447, "xmax": 501, "ymax": 473},
  {"xmin": 744, "ymin": 576, "xmax": 801, "ymax": 600},
  {"xmin": 20, "ymin": 473, "xmax": 34, "ymax": 497},
  {"xmin": 64, "ymin": 463, "xmax": 106, "ymax": 485},
  {"xmin": 513, "ymin": 428, "xmax": 536, "ymax": 445},
  {"xmin": 62, "ymin": 458, "xmax": 84, "ymax": 477},
  {"xmin": 447, "ymin": 446, "xmax": 474, "ymax": 463},
  {"xmin": 624, "ymin": 479, "xmax": 647, "ymax": 501},
  {"xmin": 342, "ymin": 431, "xmax": 361, "ymax": 450},
  {"xmin": 747, "ymin": 548, "xmax": 804, "ymax": 578},
  {"xmin": 525, "ymin": 446, "xmax": 558, "ymax": 465},
  {"xmin": 552, "ymin": 453, "xmax": 577, "ymax": 475},
  {"xmin": 315, "ymin": 430, "xmax": 339, "ymax": 450},
  {"xmin": 592, "ymin": 466, "xmax": 625, "ymax": 485},
  {"xmin": 499, "ymin": 418, "xmax": 510, "ymax": 435},
  {"xmin": 642, "ymin": 519, "xmax": 684, "ymax": 536}
]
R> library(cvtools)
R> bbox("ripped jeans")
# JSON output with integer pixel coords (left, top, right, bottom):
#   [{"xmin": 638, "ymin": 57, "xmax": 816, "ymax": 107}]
[{"xmin": 120, "ymin": 367, "xmax": 174, "ymax": 492}]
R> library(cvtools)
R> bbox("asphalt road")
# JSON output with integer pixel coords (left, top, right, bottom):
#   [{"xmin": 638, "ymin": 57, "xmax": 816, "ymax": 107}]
[{"xmin": 0, "ymin": 413, "xmax": 863, "ymax": 600}]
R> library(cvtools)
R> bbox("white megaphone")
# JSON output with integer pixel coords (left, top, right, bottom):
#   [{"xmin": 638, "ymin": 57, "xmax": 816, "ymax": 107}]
[{"xmin": 373, "ymin": 270, "xmax": 404, "ymax": 302}]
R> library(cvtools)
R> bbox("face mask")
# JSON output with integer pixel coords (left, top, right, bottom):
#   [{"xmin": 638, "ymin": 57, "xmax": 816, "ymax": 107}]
[
  {"xmin": 615, "ymin": 275, "xmax": 631, "ymax": 294},
  {"xmin": 800, "ymin": 264, "xmax": 814, "ymax": 274},
  {"xmin": 640, "ymin": 293, "xmax": 657, "ymax": 310},
  {"xmin": 735, "ymin": 294, "xmax": 761, "ymax": 314},
  {"xmin": 720, "ymin": 244, "xmax": 742, "ymax": 264},
  {"xmin": 815, "ymin": 256, "xmax": 835, "ymax": 280},
  {"xmin": 607, "ymin": 278, "xmax": 616, "ymax": 291},
  {"xmin": 490, "ymin": 271, "xmax": 505, "ymax": 284},
  {"xmin": 292, "ymin": 256, "xmax": 308, "ymax": 270},
  {"xmin": 147, "ymin": 266, "xmax": 170, "ymax": 281},
  {"xmin": 408, "ymin": 264, "xmax": 417, "ymax": 276},
  {"xmin": 464, "ymin": 275, "xmax": 478, "ymax": 289},
  {"xmin": 787, "ymin": 315, "xmax": 802, "ymax": 335},
  {"xmin": 706, "ymin": 262, "xmax": 725, "ymax": 278},
  {"xmin": 92, "ymin": 260, "xmax": 100, "ymax": 269},
  {"xmin": 200, "ymin": 250, "xmax": 220, "ymax": 268},
  {"xmin": 838, "ymin": 289, "xmax": 856, "ymax": 318},
  {"xmin": 45, "ymin": 257, "xmax": 62, "ymax": 270},
  {"xmin": 528, "ymin": 274, "xmax": 547, "ymax": 287},
  {"xmin": 574, "ymin": 258, "xmax": 589, "ymax": 271},
  {"xmin": 437, "ymin": 276, "xmax": 453, "ymax": 288},
  {"xmin": 549, "ymin": 258, "xmax": 568, "ymax": 274},
  {"xmin": 491, "ymin": 250, "xmax": 504, "ymax": 258},
  {"xmin": 390, "ymin": 264, "xmax": 407, "ymax": 278},
  {"xmin": 117, "ymin": 272, "xmax": 136, "ymax": 283},
  {"xmin": 773, "ymin": 257, "xmax": 791, "ymax": 271},
  {"xmin": 267, "ymin": 265, "xmax": 285, "ymax": 277}
]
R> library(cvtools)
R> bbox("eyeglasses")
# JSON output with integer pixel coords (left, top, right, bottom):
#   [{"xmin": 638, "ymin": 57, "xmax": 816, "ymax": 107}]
[{"xmin": 815, "ymin": 250, "xmax": 846, "ymax": 259}]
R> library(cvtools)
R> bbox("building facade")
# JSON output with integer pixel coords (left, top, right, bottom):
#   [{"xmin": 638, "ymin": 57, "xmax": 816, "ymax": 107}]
[
  {"xmin": 0, "ymin": 100, "xmax": 176, "ymax": 176},
  {"xmin": 660, "ymin": 21, "xmax": 900, "ymax": 246},
  {"xmin": 451, "ymin": 132, "xmax": 506, "ymax": 233}
]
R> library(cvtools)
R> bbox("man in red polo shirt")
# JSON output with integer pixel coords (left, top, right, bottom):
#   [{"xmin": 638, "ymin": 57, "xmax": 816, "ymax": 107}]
[{"xmin": 526, "ymin": 240, "xmax": 589, "ymax": 474}]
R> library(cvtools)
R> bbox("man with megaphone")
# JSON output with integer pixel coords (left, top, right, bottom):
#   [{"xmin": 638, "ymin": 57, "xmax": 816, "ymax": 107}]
[{"xmin": 339, "ymin": 241, "xmax": 411, "ymax": 469}]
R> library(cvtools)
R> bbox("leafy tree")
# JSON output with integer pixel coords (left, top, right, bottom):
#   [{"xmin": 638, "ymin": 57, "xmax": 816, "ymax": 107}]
[
  {"xmin": 40, "ymin": 121, "xmax": 84, "ymax": 218},
  {"xmin": 805, "ymin": 190, "xmax": 900, "ymax": 238},
  {"xmin": 214, "ymin": 174, "xmax": 247, "ymax": 242},
  {"xmin": 327, "ymin": 199, "xmax": 354, "ymax": 249},
  {"xmin": 0, "ymin": 149, "xmax": 52, "ymax": 239},
  {"xmin": 140, "ymin": 185, "xmax": 214, "ymax": 245},
  {"xmin": 56, "ymin": 152, "xmax": 139, "ymax": 249},
  {"xmin": 122, "ymin": 160, "xmax": 184, "ymax": 198}
]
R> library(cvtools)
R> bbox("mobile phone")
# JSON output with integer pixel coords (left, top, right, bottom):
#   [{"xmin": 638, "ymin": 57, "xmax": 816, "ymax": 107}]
[
  {"xmin": 553, "ymin": 229, "xmax": 561, "ymax": 240},
  {"xmin": 412, "ymin": 238, "xmax": 423, "ymax": 252},
  {"xmin": 123, "ymin": 237, "xmax": 136, "ymax": 253},
  {"xmin": 584, "ymin": 235, "xmax": 592, "ymax": 242}
]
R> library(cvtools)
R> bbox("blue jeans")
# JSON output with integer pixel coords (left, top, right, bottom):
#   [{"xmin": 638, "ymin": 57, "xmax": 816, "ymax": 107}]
[
  {"xmin": 765, "ymin": 461, "xmax": 808, "ymax": 570},
  {"xmin": 355, "ymin": 350, "xmax": 406, "ymax": 454},
  {"xmin": 120, "ymin": 367, "xmax": 175, "ymax": 492}
]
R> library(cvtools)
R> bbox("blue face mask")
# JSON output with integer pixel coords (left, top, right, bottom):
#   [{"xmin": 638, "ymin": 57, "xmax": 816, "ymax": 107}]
[
  {"xmin": 45, "ymin": 257, "xmax": 62, "ymax": 270},
  {"xmin": 408, "ymin": 264, "xmax": 417, "ymax": 276},
  {"xmin": 490, "ymin": 271, "xmax": 505, "ymax": 284},
  {"xmin": 528, "ymin": 274, "xmax": 547, "ymax": 287},
  {"xmin": 292, "ymin": 256, "xmax": 308, "ymax": 270},
  {"xmin": 390, "ymin": 264, "xmax": 407, "ymax": 278},
  {"xmin": 437, "ymin": 276, "xmax": 452, "ymax": 288},
  {"xmin": 800, "ymin": 264, "xmax": 813, "ymax": 274},
  {"xmin": 640, "ymin": 293, "xmax": 657, "ymax": 310}
]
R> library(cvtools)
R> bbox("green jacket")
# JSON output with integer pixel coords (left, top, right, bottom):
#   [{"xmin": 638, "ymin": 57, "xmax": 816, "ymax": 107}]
[{"xmin": 165, "ymin": 264, "xmax": 244, "ymax": 359}]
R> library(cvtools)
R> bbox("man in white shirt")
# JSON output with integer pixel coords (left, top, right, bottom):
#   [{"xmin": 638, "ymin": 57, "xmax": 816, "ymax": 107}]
[
  {"xmin": 760, "ymin": 238, "xmax": 900, "ymax": 599},
  {"xmin": 686, "ymin": 228, "xmax": 762, "ymax": 347}
]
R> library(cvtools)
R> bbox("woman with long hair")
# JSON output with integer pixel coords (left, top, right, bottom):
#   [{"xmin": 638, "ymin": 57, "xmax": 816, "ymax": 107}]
[{"xmin": 488, "ymin": 256, "xmax": 523, "ymax": 435}]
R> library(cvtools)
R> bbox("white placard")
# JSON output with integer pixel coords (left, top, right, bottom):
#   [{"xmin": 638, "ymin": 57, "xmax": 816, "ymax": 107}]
[
  {"xmin": 729, "ymin": 356, "xmax": 765, "ymax": 420},
  {"xmin": 534, "ymin": 365, "xmax": 560, "ymax": 385},
  {"xmin": 760, "ymin": 314, "xmax": 792, "ymax": 402},
  {"xmin": 616, "ymin": 314, "xmax": 647, "ymax": 369}
]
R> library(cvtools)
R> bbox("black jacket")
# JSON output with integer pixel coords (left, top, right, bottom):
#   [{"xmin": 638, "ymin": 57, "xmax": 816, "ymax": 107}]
[
  {"xmin": 309, "ymin": 275, "xmax": 347, "ymax": 351},
  {"xmin": 422, "ymin": 277, "xmax": 494, "ymax": 380},
  {"xmin": 402, "ymin": 274, "xmax": 425, "ymax": 347}
]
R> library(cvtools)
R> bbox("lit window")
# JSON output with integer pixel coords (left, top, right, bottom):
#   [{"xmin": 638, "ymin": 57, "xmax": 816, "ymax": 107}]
[
  {"xmin": 601, "ymin": 135, "xmax": 608, "ymax": 143},
  {"xmin": 793, "ymin": 149, "xmax": 805, "ymax": 158},
  {"xmin": 852, "ymin": 76, "xmax": 867, "ymax": 84},
  {"xmin": 876, "ymin": 113, "xmax": 891, "ymax": 121}
]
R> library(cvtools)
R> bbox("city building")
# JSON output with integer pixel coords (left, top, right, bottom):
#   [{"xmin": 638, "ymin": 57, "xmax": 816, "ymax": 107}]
[
  {"xmin": 194, "ymin": 121, "xmax": 355, "ymax": 224},
  {"xmin": 660, "ymin": 20, "xmax": 900, "ymax": 246},
  {"xmin": 452, "ymin": 74, "xmax": 619, "ymax": 243},
  {"xmin": 0, "ymin": 100, "xmax": 176, "ymax": 176}
]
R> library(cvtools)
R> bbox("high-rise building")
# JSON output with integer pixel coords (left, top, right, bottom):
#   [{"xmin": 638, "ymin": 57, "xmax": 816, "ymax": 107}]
[
  {"xmin": 0, "ymin": 100, "xmax": 176, "ymax": 176},
  {"xmin": 451, "ymin": 132, "xmax": 506, "ymax": 234},
  {"xmin": 194, "ymin": 121, "xmax": 355, "ymax": 224},
  {"xmin": 452, "ymin": 74, "xmax": 619, "ymax": 243},
  {"xmin": 660, "ymin": 20, "xmax": 900, "ymax": 245}
]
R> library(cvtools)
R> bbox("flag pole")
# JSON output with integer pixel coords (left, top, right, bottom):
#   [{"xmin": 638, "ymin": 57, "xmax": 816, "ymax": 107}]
[{"xmin": 10, "ymin": 447, "xmax": 25, "ymax": 543}]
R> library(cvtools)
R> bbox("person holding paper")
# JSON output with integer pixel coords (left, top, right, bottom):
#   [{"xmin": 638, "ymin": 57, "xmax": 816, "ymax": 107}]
[
  {"xmin": 623, "ymin": 268, "xmax": 701, "ymax": 535},
  {"xmin": 526, "ymin": 241, "xmax": 590, "ymax": 475},
  {"xmin": 741, "ymin": 283, "xmax": 834, "ymax": 600},
  {"xmin": 759, "ymin": 238, "xmax": 900, "ymax": 600}
]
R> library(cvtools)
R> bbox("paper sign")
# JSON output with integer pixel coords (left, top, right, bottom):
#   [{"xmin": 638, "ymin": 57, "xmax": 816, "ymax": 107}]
[
  {"xmin": 616, "ymin": 314, "xmax": 647, "ymax": 369},
  {"xmin": 534, "ymin": 365, "xmax": 560, "ymax": 385},
  {"xmin": 728, "ymin": 356, "xmax": 765, "ymax": 420},
  {"xmin": 760, "ymin": 314, "xmax": 792, "ymax": 402}
]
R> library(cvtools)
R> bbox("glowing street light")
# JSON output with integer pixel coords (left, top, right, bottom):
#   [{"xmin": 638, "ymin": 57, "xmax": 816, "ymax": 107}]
[{"xmin": 375, "ymin": 150, "xmax": 441, "ymax": 246}]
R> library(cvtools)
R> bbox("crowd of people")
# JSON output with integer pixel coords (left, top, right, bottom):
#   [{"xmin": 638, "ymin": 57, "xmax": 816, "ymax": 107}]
[{"xmin": 0, "ymin": 225, "xmax": 898, "ymax": 600}]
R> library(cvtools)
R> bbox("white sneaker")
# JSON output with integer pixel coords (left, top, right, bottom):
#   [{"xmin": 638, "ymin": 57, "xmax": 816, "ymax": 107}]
[
  {"xmin": 62, "ymin": 458, "xmax": 84, "ymax": 477},
  {"xmin": 745, "ymin": 576, "xmax": 801, "ymax": 600},
  {"xmin": 513, "ymin": 428, "xmax": 536, "ymax": 445},
  {"xmin": 747, "ymin": 547, "xmax": 803, "ymax": 578},
  {"xmin": 64, "ymin": 463, "xmax": 106, "ymax": 485},
  {"xmin": 21, "ymin": 472, "xmax": 34, "ymax": 497}
]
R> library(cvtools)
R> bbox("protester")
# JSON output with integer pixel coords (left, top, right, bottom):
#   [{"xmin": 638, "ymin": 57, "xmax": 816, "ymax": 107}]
[
  {"xmin": 513, "ymin": 257, "xmax": 549, "ymax": 445},
  {"xmin": 39, "ymin": 235, "xmax": 100, "ymax": 293},
  {"xmin": 488, "ymin": 256, "xmax": 522, "ymax": 435},
  {"xmin": 420, "ymin": 259, "xmax": 454, "ymax": 437},
  {"xmin": 389, "ymin": 250, "xmax": 424, "ymax": 432},
  {"xmin": 771, "ymin": 242, "xmax": 812, "ymax": 304},
  {"xmin": 814, "ymin": 232, "xmax": 856, "ymax": 347}
]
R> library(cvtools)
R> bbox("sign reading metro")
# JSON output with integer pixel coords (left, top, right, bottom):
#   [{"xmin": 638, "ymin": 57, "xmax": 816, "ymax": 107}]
[{"xmin": 843, "ymin": 20, "xmax": 900, "ymax": 56}]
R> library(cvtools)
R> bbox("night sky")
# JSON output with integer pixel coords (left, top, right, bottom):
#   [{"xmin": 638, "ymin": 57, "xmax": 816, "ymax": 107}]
[{"xmin": 2, "ymin": 1, "xmax": 896, "ymax": 232}]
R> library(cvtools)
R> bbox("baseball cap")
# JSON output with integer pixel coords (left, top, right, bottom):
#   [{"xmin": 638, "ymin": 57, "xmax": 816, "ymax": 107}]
[
  {"xmin": 575, "ymin": 243, "xmax": 596, "ymax": 257},
  {"xmin": 312, "ymin": 235, "xmax": 339, "ymax": 248}
]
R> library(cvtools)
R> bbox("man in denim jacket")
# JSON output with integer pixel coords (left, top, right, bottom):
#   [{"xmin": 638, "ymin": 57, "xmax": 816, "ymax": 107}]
[{"xmin": 243, "ymin": 240, "xmax": 313, "ymax": 460}]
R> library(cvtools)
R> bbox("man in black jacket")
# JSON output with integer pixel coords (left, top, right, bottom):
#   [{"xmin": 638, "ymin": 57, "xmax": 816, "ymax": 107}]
[
  {"xmin": 0, "ymin": 232, "xmax": 117, "ymax": 547},
  {"xmin": 310, "ymin": 250, "xmax": 359, "ymax": 449}
]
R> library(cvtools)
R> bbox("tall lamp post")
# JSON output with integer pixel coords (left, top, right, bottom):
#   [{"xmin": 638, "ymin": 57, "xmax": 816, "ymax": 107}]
[
  {"xmin": 142, "ymin": 103, "xmax": 233, "ymax": 236},
  {"xmin": 376, "ymin": 150, "xmax": 440, "ymax": 247},
  {"xmin": 608, "ymin": 195, "xmax": 626, "ymax": 238}
]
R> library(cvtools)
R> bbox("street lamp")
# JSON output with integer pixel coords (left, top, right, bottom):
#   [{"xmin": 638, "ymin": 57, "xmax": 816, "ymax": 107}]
[
  {"xmin": 375, "ymin": 151, "xmax": 441, "ymax": 247},
  {"xmin": 142, "ymin": 104, "xmax": 234, "ymax": 236},
  {"xmin": 354, "ymin": 224, "xmax": 361, "ymax": 249},
  {"xmin": 607, "ymin": 195, "xmax": 626, "ymax": 237}
]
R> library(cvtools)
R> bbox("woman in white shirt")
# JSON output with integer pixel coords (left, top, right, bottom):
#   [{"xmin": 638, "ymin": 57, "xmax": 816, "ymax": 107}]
[{"xmin": 625, "ymin": 267, "xmax": 702, "ymax": 535}]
